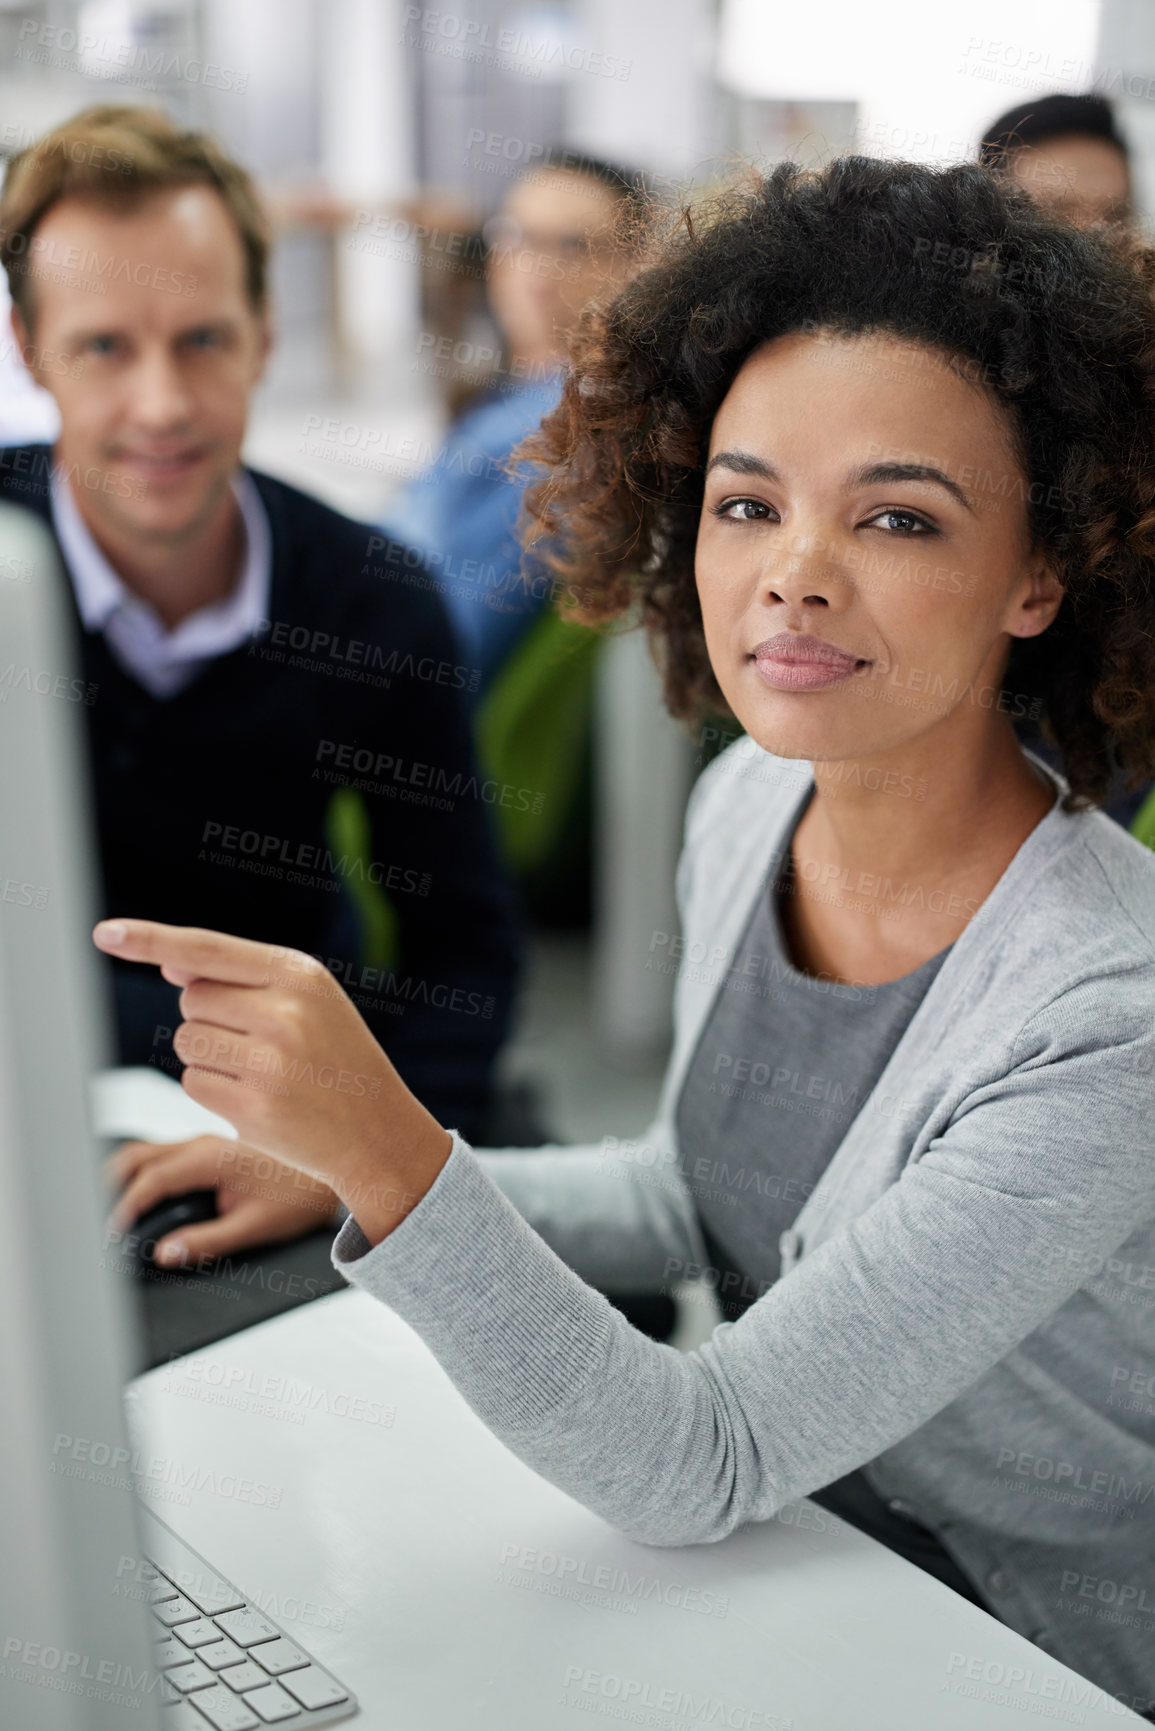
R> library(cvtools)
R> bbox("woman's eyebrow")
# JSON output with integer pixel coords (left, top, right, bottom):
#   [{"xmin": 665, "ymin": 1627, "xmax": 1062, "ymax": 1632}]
[
  {"xmin": 704, "ymin": 449, "xmax": 778, "ymax": 480},
  {"xmin": 704, "ymin": 451, "xmax": 975, "ymax": 515},
  {"xmin": 849, "ymin": 461, "xmax": 975, "ymax": 514}
]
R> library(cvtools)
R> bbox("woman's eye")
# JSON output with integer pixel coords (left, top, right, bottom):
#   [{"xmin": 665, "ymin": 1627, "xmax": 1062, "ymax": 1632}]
[
  {"xmin": 86, "ymin": 335, "xmax": 121, "ymax": 356},
  {"xmin": 866, "ymin": 508, "xmax": 934, "ymax": 535},
  {"xmin": 714, "ymin": 498, "xmax": 773, "ymax": 521}
]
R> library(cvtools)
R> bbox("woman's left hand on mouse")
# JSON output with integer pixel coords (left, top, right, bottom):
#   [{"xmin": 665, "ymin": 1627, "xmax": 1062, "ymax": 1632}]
[{"xmin": 93, "ymin": 918, "xmax": 453, "ymax": 1246}]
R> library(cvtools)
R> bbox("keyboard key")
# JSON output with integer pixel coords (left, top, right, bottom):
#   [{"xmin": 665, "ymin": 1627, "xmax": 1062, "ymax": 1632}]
[
  {"xmin": 180, "ymin": 1685, "xmax": 260, "ymax": 1729},
  {"xmin": 153, "ymin": 1634, "xmax": 189, "ymax": 1668},
  {"xmin": 279, "ymin": 1666, "xmax": 348, "ymax": 1711},
  {"xmin": 142, "ymin": 1544, "xmax": 244, "ymax": 1616},
  {"xmin": 196, "ymin": 1637, "xmax": 245, "ymax": 1670},
  {"xmin": 154, "ymin": 1594, "xmax": 201, "ymax": 1627},
  {"xmin": 245, "ymin": 1682, "xmax": 301, "ymax": 1721},
  {"xmin": 219, "ymin": 1660, "xmax": 272, "ymax": 1692},
  {"xmin": 249, "ymin": 1637, "xmax": 309, "ymax": 1675},
  {"xmin": 174, "ymin": 1617, "xmax": 224, "ymax": 1648},
  {"xmin": 161, "ymin": 1702, "xmax": 215, "ymax": 1729},
  {"xmin": 166, "ymin": 1659, "xmax": 216, "ymax": 1693},
  {"xmin": 213, "ymin": 1609, "xmax": 280, "ymax": 1648},
  {"xmin": 167, "ymin": 1571, "xmax": 245, "ymax": 1618}
]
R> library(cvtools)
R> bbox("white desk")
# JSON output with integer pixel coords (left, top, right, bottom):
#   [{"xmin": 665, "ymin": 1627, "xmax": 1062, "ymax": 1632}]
[{"xmin": 128, "ymin": 1292, "xmax": 1146, "ymax": 1730}]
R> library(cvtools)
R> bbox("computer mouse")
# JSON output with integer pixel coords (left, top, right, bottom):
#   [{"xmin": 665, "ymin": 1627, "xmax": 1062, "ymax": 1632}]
[{"xmin": 132, "ymin": 1190, "xmax": 218, "ymax": 1268}]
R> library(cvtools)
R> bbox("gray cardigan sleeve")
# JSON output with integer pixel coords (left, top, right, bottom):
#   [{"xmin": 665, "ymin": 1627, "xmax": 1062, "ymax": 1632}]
[
  {"xmin": 473, "ymin": 1136, "xmax": 708, "ymax": 1291},
  {"xmin": 330, "ymin": 978, "xmax": 1155, "ymax": 1546}
]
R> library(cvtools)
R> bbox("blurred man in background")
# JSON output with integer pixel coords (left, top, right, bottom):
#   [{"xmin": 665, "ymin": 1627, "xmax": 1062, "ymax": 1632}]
[
  {"xmin": 0, "ymin": 105, "xmax": 522, "ymax": 1230},
  {"xmin": 981, "ymin": 93, "xmax": 1151, "ymax": 836},
  {"xmin": 980, "ymin": 91, "xmax": 1132, "ymax": 228}
]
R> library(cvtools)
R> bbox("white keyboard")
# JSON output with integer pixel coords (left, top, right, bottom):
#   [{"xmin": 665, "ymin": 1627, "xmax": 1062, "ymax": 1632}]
[{"xmin": 137, "ymin": 1506, "xmax": 358, "ymax": 1727}]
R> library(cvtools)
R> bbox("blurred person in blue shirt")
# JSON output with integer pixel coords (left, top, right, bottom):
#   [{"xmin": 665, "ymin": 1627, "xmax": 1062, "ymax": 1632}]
[{"xmin": 383, "ymin": 150, "xmax": 650, "ymax": 698}]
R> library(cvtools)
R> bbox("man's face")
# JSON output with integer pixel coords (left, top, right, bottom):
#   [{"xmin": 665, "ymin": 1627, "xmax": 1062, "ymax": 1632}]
[
  {"xmin": 1006, "ymin": 134, "xmax": 1131, "ymax": 227},
  {"xmin": 13, "ymin": 184, "xmax": 270, "ymax": 547}
]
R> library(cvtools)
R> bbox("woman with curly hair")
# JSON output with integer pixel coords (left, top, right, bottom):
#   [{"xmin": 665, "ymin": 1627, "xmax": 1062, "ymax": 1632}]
[{"xmin": 98, "ymin": 157, "xmax": 1155, "ymax": 1717}]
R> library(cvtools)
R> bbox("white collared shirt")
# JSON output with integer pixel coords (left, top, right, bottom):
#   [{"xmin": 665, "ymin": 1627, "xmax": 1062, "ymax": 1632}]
[{"xmin": 50, "ymin": 464, "xmax": 272, "ymax": 698}]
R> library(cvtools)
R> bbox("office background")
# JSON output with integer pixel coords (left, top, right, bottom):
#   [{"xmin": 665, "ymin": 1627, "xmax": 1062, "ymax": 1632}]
[{"xmin": 3, "ymin": 0, "xmax": 1154, "ymax": 1162}]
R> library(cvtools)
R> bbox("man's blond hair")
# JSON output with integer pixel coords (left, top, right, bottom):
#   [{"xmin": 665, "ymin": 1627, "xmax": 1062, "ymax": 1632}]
[{"xmin": 0, "ymin": 103, "xmax": 269, "ymax": 323}]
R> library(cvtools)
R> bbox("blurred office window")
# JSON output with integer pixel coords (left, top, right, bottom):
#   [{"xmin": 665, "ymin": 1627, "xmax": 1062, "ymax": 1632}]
[
  {"xmin": 1099, "ymin": 0, "xmax": 1155, "ymax": 217},
  {"xmin": 717, "ymin": 0, "xmax": 1107, "ymax": 176}
]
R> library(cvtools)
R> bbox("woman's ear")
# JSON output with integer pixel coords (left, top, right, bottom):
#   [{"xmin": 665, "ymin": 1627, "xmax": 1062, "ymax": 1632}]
[{"xmin": 1008, "ymin": 552, "xmax": 1064, "ymax": 640}]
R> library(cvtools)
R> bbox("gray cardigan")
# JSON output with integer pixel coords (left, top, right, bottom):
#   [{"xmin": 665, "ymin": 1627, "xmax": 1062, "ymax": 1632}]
[{"xmin": 333, "ymin": 740, "xmax": 1155, "ymax": 1710}]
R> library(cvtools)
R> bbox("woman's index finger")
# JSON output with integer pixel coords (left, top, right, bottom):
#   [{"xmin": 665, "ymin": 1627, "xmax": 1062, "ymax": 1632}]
[{"xmin": 91, "ymin": 918, "xmax": 307, "ymax": 987}]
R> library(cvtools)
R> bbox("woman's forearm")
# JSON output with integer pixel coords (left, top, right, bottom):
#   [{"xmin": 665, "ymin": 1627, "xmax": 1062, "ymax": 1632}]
[
  {"xmin": 475, "ymin": 1134, "xmax": 707, "ymax": 1291},
  {"xmin": 335, "ymin": 1093, "xmax": 453, "ymax": 1247},
  {"xmin": 333, "ymin": 1035, "xmax": 1151, "ymax": 1548}
]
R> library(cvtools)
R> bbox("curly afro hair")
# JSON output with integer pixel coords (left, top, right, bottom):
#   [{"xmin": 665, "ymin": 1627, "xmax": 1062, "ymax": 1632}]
[{"xmin": 519, "ymin": 155, "xmax": 1155, "ymax": 813}]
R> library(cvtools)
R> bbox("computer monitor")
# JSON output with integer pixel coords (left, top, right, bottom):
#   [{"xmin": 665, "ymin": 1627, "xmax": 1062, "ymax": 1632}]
[
  {"xmin": 0, "ymin": 502, "xmax": 162, "ymax": 1728},
  {"xmin": 0, "ymin": 502, "xmax": 359, "ymax": 1730}
]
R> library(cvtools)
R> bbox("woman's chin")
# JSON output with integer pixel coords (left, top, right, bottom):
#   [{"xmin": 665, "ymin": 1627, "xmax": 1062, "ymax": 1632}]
[{"xmin": 728, "ymin": 711, "xmax": 867, "ymax": 765}]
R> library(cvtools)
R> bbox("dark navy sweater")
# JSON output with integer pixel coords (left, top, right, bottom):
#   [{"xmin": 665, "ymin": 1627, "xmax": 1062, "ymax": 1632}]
[{"xmin": 0, "ymin": 444, "xmax": 523, "ymax": 1142}]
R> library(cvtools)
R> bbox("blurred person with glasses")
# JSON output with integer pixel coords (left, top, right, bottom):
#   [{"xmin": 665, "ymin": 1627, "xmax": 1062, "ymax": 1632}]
[{"xmin": 381, "ymin": 149, "xmax": 651, "ymax": 698}]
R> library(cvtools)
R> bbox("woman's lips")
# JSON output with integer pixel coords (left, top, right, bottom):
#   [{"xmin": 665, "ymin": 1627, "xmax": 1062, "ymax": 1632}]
[{"xmin": 751, "ymin": 635, "xmax": 870, "ymax": 693}]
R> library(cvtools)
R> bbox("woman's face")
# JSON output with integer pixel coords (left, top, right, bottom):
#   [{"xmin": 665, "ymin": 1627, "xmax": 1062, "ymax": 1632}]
[{"xmin": 695, "ymin": 327, "xmax": 1063, "ymax": 767}]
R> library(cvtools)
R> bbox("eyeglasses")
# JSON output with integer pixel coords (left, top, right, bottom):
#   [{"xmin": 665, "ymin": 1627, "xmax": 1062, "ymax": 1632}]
[{"xmin": 481, "ymin": 215, "xmax": 602, "ymax": 261}]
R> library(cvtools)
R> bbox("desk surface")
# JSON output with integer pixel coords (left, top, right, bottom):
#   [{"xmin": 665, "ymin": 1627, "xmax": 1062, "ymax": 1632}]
[{"xmin": 128, "ymin": 1289, "xmax": 1145, "ymax": 1731}]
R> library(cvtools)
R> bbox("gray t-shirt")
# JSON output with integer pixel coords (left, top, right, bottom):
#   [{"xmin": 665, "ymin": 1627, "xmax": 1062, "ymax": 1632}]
[{"xmin": 675, "ymin": 843, "xmax": 953, "ymax": 1317}]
